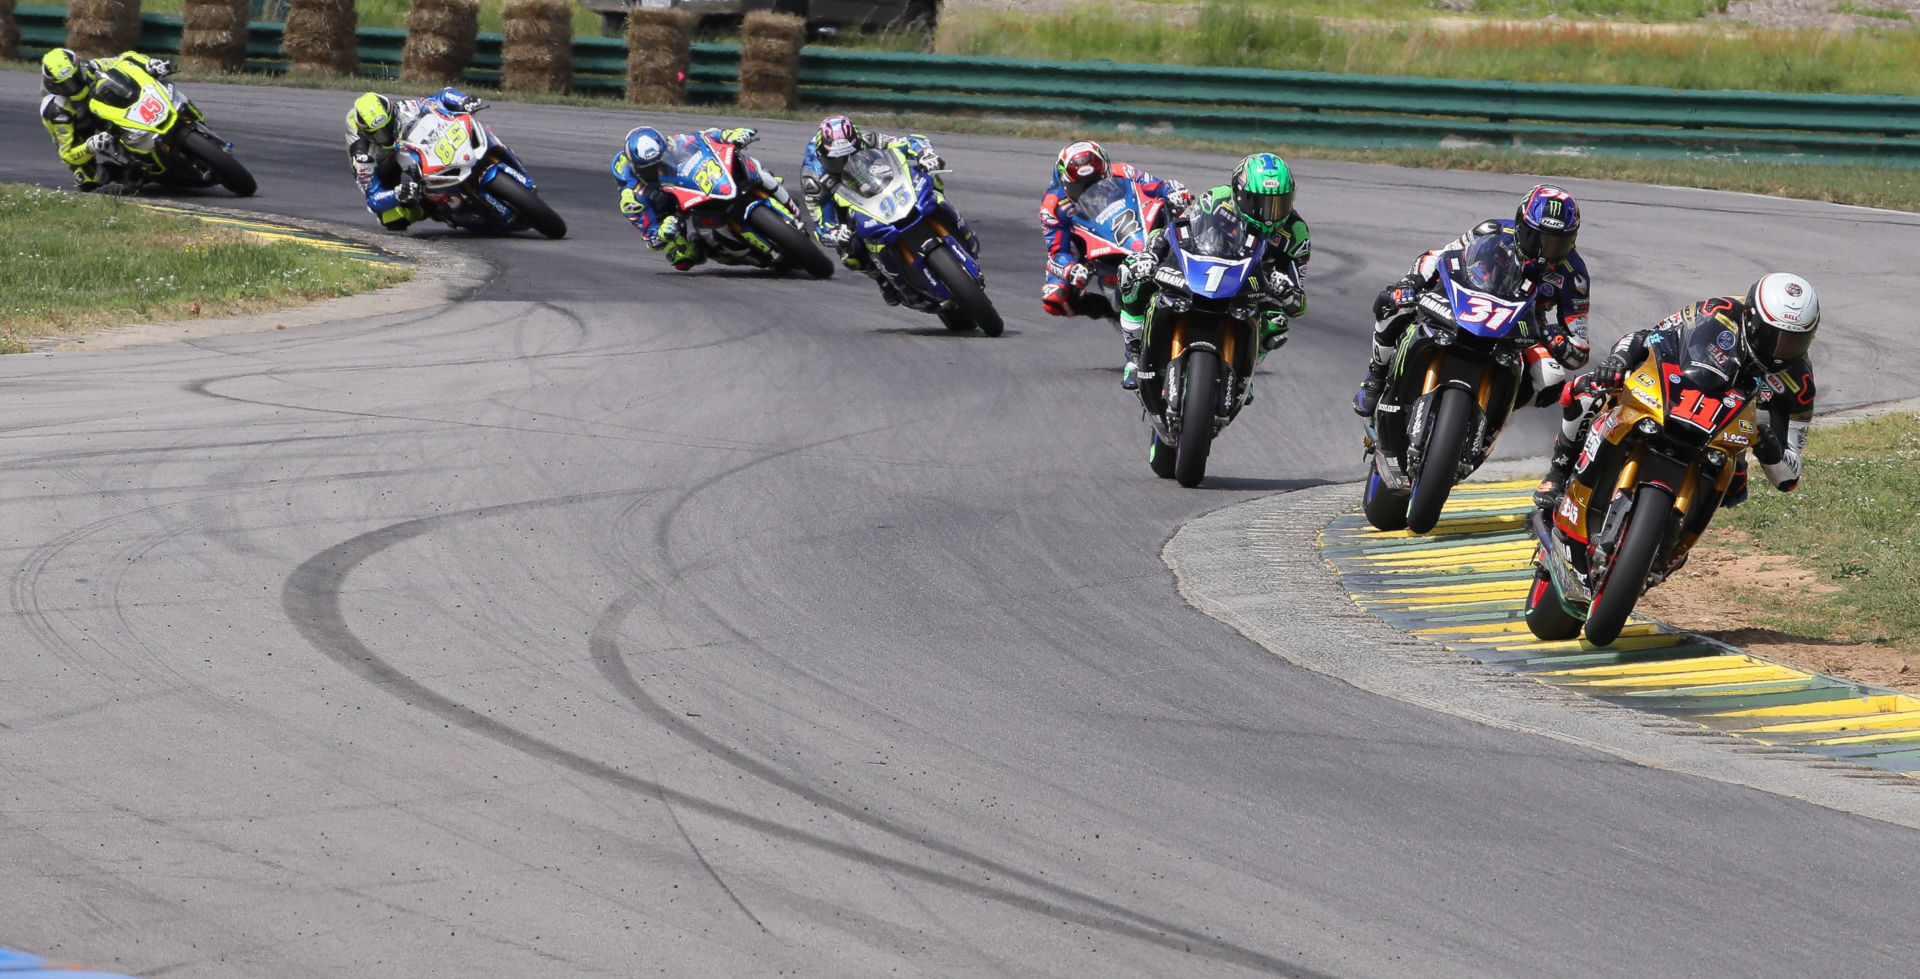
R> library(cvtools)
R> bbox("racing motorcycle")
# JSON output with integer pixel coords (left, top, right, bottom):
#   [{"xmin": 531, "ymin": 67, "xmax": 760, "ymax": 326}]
[
  {"xmin": 1525, "ymin": 322, "xmax": 1765, "ymax": 646},
  {"xmin": 1065, "ymin": 176, "xmax": 1166, "ymax": 323},
  {"xmin": 84, "ymin": 61, "xmax": 255, "ymax": 196},
  {"xmin": 654, "ymin": 131, "xmax": 832, "ymax": 277},
  {"xmin": 394, "ymin": 102, "xmax": 565, "ymax": 238},
  {"xmin": 1362, "ymin": 235, "xmax": 1540, "ymax": 535},
  {"xmin": 1136, "ymin": 203, "xmax": 1274, "ymax": 487},
  {"xmin": 833, "ymin": 144, "xmax": 999, "ymax": 335}
]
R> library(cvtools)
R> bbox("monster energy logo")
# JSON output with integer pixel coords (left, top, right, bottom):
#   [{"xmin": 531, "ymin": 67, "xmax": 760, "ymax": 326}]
[{"xmin": 1544, "ymin": 200, "xmax": 1564, "ymax": 218}]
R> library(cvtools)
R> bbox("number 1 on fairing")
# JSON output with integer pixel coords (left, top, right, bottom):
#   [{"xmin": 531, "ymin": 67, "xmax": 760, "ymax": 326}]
[{"xmin": 1203, "ymin": 263, "xmax": 1228, "ymax": 292}]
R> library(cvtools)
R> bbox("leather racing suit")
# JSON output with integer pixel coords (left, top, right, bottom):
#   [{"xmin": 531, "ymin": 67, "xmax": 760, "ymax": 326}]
[
  {"xmin": 1039, "ymin": 161, "xmax": 1189, "ymax": 318},
  {"xmin": 344, "ymin": 87, "xmax": 480, "ymax": 231},
  {"xmin": 612, "ymin": 128, "xmax": 796, "ymax": 270}
]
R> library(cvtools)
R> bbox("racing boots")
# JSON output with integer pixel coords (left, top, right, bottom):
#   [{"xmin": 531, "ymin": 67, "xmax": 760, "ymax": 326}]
[{"xmin": 1533, "ymin": 432, "xmax": 1580, "ymax": 511}]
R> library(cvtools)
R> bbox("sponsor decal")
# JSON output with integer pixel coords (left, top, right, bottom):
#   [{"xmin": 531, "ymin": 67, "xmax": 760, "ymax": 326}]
[
  {"xmin": 1418, "ymin": 293, "xmax": 1452, "ymax": 318},
  {"xmin": 1786, "ymin": 282, "xmax": 1803, "ymax": 297},
  {"xmin": 1558, "ymin": 495, "xmax": 1579, "ymax": 523},
  {"xmin": 1716, "ymin": 330, "xmax": 1736, "ymax": 350},
  {"xmin": 1668, "ymin": 372, "xmax": 1683, "ymax": 384}
]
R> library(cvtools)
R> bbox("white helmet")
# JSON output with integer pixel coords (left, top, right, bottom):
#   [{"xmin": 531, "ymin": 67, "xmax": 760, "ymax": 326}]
[{"xmin": 1742, "ymin": 272, "xmax": 1819, "ymax": 370}]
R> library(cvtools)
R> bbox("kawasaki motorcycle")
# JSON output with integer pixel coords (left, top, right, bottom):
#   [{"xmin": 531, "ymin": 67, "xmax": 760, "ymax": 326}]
[
  {"xmin": 832, "ymin": 145, "xmax": 999, "ymax": 335},
  {"xmin": 85, "ymin": 61, "xmax": 255, "ymax": 196},
  {"xmin": 653, "ymin": 131, "xmax": 831, "ymax": 277},
  {"xmin": 1066, "ymin": 176, "xmax": 1166, "ymax": 323},
  {"xmin": 1136, "ymin": 204, "xmax": 1271, "ymax": 487},
  {"xmin": 394, "ymin": 102, "xmax": 565, "ymax": 238},
  {"xmin": 1525, "ymin": 318, "xmax": 1765, "ymax": 646},
  {"xmin": 1362, "ymin": 235, "xmax": 1540, "ymax": 535}
]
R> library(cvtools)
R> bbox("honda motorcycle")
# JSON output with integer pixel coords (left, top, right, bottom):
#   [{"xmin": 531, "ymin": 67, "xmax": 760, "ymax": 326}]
[
  {"xmin": 1065, "ymin": 176, "xmax": 1166, "ymax": 323},
  {"xmin": 394, "ymin": 102, "xmax": 565, "ymax": 238},
  {"xmin": 832, "ymin": 144, "xmax": 999, "ymax": 334},
  {"xmin": 84, "ymin": 61, "xmax": 255, "ymax": 196}
]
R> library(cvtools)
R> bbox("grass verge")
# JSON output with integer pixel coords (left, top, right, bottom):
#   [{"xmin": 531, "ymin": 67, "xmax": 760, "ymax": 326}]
[
  {"xmin": 1716, "ymin": 413, "xmax": 1920, "ymax": 656},
  {"xmin": 0, "ymin": 184, "xmax": 409, "ymax": 353}
]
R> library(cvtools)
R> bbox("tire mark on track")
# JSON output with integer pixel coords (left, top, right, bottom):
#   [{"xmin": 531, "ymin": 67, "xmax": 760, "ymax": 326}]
[{"xmin": 282, "ymin": 492, "xmax": 1333, "ymax": 978}]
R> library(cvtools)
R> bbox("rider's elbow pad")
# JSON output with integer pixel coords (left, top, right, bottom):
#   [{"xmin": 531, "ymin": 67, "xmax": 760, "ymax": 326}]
[{"xmin": 1761, "ymin": 451, "xmax": 1801, "ymax": 490}]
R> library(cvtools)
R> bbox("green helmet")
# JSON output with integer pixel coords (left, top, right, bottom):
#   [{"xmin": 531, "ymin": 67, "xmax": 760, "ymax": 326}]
[{"xmin": 1232, "ymin": 153, "xmax": 1295, "ymax": 234}]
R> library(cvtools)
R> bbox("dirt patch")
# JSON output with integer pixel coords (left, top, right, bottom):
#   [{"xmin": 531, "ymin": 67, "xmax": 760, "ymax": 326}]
[{"xmin": 1638, "ymin": 534, "xmax": 1920, "ymax": 694}]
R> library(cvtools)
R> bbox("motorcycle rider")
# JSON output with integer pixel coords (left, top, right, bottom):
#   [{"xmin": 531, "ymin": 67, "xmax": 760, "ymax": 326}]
[
  {"xmin": 39, "ymin": 48, "xmax": 176, "ymax": 192},
  {"xmin": 612, "ymin": 125, "xmax": 796, "ymax": 271},
  {"xmin": 1534, "ymin": 273, "xmax": 1820, "ymax": 511},
  {"xmin": 1355, "ymin": 184, "xmax": 1592, "ymax": 417},
  {"xmin": 801, "ymin": 115, "xmax": 972, "ymax": 305},
  {"xmin": 1041, "ymin": 140, "xmax": 1193, "ymax": 379},
  {"xmin": 345, "ymin": 88, "xmax": 487, "ymax": 231}
]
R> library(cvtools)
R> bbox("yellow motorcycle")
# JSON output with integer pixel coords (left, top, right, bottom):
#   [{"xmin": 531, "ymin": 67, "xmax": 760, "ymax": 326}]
[
  {"xmin": 1525, "ymin": 314, "xmax": 1764, "ymax": 645},
  {"xmin": 85, "ymin": 60, "xmax": 256, "ymax": 196}
]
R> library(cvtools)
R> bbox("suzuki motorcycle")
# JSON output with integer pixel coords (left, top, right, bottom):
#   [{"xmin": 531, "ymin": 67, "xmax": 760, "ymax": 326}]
[
  {"xmin": 1066, "ymin": 176, "xmax": 1165, "ymax": 323},
  {"xmin": 84, "ymin": 61, "xmax": 256, "ymax": 196},
  {"xmin": 395, "ymin": 102, "xmax": 565, "ymax": 238},
  {"xmin": 832, "ymin": 145, "xmax": 999, "ymax": 334},
  {"xmin": 1525, "ymin": 321, "xmax": 1765, "ymax": 646},
  {"xmin": 1136, "ymin": 204, "xmax": 1270, "ymax": 488},
  {"xmin": 1362, "ymin": 235, "xmax": 1539, "ymax": 534},
  {"xmin": 654, "ymin": 131, "xmax": 831, "ymax": 277}
]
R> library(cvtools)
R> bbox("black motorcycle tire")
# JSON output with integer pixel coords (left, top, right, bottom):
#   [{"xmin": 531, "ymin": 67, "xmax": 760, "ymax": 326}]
[
  {"xmin": 1407, "ymin": 388, "xmax": 1470, "ymax": 535},
  {"xmin": 927, "ymin": 247, "xmax": 1002, "ymax": 337},
  {"xmin": 747, "ymin": 207, "xmax": 834, "ymax": 279},
  {"xmin": 1524, "ymin": 567, "xmax": 1584, "ymax": 641},
  {"xmin": 181, "ymin": 129, "xmax": 256, "ymax": 197},
  {"xmin": 1148, "ymin": 432, "xmax": 1178, "ymax": 479},
  {"xmin": 1363, "ymin": 468, "xmax": 1410, "ymax": 532},
  {"xmin": 938, "ymin": 310, "xmax": 974, "ymax": 332},
  {"xmin": 1583, "ymin": 483, "xmax": 1672, "ymax": 647},
  {"xmin": 1174, "ymin": 351, "xmax": 1219, "ymax": 488},
  {"xmin": 483, "ymin": 174, "xmax": 567, "ymax": 239}
]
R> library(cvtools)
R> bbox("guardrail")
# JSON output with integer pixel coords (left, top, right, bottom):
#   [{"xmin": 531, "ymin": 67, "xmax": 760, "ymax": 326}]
[{"xmin": 15, "ymin": 5, "xmax": 1920, "ymax": 166}]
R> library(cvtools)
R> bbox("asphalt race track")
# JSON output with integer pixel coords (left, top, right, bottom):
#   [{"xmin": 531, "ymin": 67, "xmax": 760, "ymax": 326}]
[{"xmin": 5, "ymin": 69, "xmax": 1920, "ymax": 978}]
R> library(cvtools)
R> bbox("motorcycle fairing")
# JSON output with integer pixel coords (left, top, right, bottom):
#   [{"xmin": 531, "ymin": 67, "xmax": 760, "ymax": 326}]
[
  {"xmin": 830, "ymin": 145, "xmax": 982, "ymax": 309},
  {"xmin": 1068, "ymin": 178, "xmax": 1157, "ymax": 259},
  {"xmin": 657, "ymin": 134, "xmax": 739, "ymax": 209}
]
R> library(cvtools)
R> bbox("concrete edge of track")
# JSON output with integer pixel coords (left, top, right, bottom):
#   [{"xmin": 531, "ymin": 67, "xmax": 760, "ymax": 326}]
[
  {"xmin": 26, "ymin": 199, "xmax": 495, "ymax": 355},
  {"xmin": 1165, "ymin": 473, "xmax": 1920, "ymax": 829}
]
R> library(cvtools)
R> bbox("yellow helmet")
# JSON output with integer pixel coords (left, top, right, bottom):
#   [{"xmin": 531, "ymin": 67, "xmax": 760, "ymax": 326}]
[
  {"xmin": 41, "ymin": 48, "xmax": 89, "ymax": 99},
  {"xmin": 352, "ymin": 92, "xmax": 398, "ymax": 146}
]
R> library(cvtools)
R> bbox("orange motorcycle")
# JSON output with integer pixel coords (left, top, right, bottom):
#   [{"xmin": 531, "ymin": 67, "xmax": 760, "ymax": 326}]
[{"xmin": 1525, "ymin": 320, "xmax": 1764, "ymax": 645}]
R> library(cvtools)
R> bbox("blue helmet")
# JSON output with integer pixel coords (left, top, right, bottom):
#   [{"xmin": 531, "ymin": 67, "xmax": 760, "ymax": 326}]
[
  {"xmin": 1514, "ymin": 184, "xmax": 1579, "ymax": 263},
  {"xmin": 625, "ymin": 126, "xmax": 667, "ymax": 177}
]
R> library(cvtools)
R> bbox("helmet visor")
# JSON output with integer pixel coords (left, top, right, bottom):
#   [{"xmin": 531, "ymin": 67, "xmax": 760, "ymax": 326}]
[
  {"xmin": 1517, "ymin": 221, "xmax": 1576, "ymax": 263},
  {"xmin": 50, "ymin": 72, "xmax": 87, "ymax": 98},
  {"xmin": 1239, "ymin": 189, "xmax": 1293, "ymax": 229},
  {"xmin": 1753, "ymin": 323, "xmax": 1814, "ymax": 367}
]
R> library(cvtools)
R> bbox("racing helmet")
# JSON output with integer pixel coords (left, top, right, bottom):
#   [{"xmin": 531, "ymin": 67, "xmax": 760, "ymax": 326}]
[
  {"xmin": 351, "ymin": 92, "xmax": 398, "ymax": 147},
  {"xmin": 625, "ymin": 126, "xmax": 668, "ymax": 179},
  {"xmin": 1513, "ymin": 184, "xmax": 1579, "ymax": 263},
  {"xmin": 816, "ymin": 115, "xmax": 859, "ymax": 177},
  {"xmin": 1232, "ymin": 153, "xmax": 1296, "ymax": 234},
  {"xmin": 1055, "ymin": 140, "xmax": 1109, "ymax": 201},
  {"xmin": 41, "ymin": 48, "xmax": 90, "ymax": 100},
  {"xmin": 1741, "ymin": 273, "xmax": 1820, "ymax": 371}
]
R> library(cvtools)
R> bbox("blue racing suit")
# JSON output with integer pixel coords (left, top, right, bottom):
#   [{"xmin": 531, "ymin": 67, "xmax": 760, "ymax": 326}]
[
  {"xmin": 345, "ymin": 87, "xmax": 481, "ymax": 230},
  {"xmin": 610, "ymin": 128, "xmax": 793, "ymax": 269}
]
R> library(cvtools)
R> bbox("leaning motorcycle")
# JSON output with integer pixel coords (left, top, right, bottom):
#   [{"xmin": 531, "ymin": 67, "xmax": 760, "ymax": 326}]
[
  {"xmin": 394, "ymin": 102, "xmax": 565, "ymax": 238},
  {"xmin": 832, "ymin": 145, "xmax": 999, "ymax": 334},
  {"xmin": 1525, "ymin": 323, "xmax": 1765, "ymax": 645},
  {"xmin": 1362, "ymin": 236, "xmax": 1541, "ymax": 535},
  {"xmin": 1135, "ymin": 205, "xmax": 1271, "ymax": 487},
  {"xmin": 1065, "ymin": 176, "xmax": 1166, "ymax": 323},
  {"xmin": 84, "ymin": 61, "xmax": 256, "ymax": 196},
  {"xmin": 653, "ymin": 131, "xmax": 832, "ymax": 277}
]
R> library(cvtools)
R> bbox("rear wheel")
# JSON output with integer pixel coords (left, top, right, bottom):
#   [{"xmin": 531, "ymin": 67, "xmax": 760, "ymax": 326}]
[
  {"xmin": 180, "ymin": 129, "xmax": 256, "ymax": 197},
  {"xmin": 928, "ymin": 247, "xmax": 1002, "ymax": 337},
  {"xmin": 1363, "ymin": 468, "xmax": 1410, "ymax": 531},
  {"xmin": 1524, "ymin": 567, "xmax": 1584, "ymax": 641},
  {"xmin": 483, "ymin": 174, "xmax": 567, "ymax": 239},
  {"xmin": 1148, "ymin": 432, "xmax": 1177, "ymax": 479},
  {"xmin": 747, "ymin": 206, "xmax": 834, "ymax": 278},
  {"xmin": 1584, "ymin": 483, "xmax": 1672, "ymax": 646},
  {"xmin": 1407, "ymin": 388, "xmax": 1470, "ymax": 535},
  {"xmin": 1174, "ymin": 352, "xmax": 1220, "ymax": 488}
]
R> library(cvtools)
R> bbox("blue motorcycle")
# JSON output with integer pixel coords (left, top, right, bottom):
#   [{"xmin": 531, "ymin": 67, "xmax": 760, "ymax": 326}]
[
  {"xmin": 1363, "ymin": 234, "xmax": 1539, "ymax": 533},
  {"xmin": 1065, "ymin": 176, "xmax": 1166, "ymax": 323},
  {"xmin": 832, "ymin": 145, "xmax": 1001, "ymax": 336}
]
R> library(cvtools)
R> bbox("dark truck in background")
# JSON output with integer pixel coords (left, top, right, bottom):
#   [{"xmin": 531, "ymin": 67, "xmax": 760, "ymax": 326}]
[{"xmin": 578, "ymin": 0, "xmax": 940, "ymax": 38}]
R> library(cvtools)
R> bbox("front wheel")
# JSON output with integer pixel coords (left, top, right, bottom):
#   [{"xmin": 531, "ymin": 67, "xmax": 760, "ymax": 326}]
[
  {"xmin": 1363, "ymin": 468, "xmax": 1410, "ymax": 532},
  {"xmin": 1407, "ymin": 388, "xmax": 1471, "ymax": 535},
  {"xmin": 927, "ymin": 247, "xmax": 1002, "ymax": 337},
  {"xmin": 483, "ymin": 173, "xmax": 567, "ymax": 239},
  {"xmin": 1524, "ymin": 566, "xmax": 1584, "ymax": 641},
  {"xmin": 746, "ymin": 206, "xmax": 834, "ymax": 278},
  {"xmin": 1583, "ymin": 483, "xmax": 1674, "ymax": 647},
  {"xmin": 1173, "ymin": 351, "xmax": 1220, "ymax": 488},
  {"xmin": 180, "ymin": 129, "xmax": 256, "ymax": 197}
]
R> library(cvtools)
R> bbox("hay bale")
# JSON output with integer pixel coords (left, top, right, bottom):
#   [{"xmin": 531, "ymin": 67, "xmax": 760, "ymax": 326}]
[
  {"xmin": 502, "ymin": 0, "xmax": 572, "ymax": 94},
  {"xmin": 0, "ymin": 0, "xmax": 21, "ymax": 63},
  {"xmin": 180, "ymin": 0, "xmax": 250, "ymax": 73},
  {"xmin": 283, "ymin": 0, "xmax": 357, "ymax": 77},
  {"xmin": 402, "ymin": 0, "xmax": 480, "ymax": 85},
  {"xmin": 737, "ymin": 10, "xmax": 803, "ymax": 112},
  {"xmin": 625, "ymin": 7, "xmax": 691, "ymax": 105},
  {"xmin": 66, "ymin": 0, "xmax": 142, "ymax": 60}
]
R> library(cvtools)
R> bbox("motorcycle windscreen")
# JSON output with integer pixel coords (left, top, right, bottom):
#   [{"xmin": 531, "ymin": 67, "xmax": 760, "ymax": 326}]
[
  {"xmin": 837, "ymin": 148, "xmax": 918, "ymax": 226},
  {"xmin": 1442, "ymin": 236, "xmax": 1531, "ymax": 338},
  {"xmin": 660, "ymin": 136, "xmax": 734, "ymax": 200},
  {"xmin": 1070, "ymin": 178, "xmax": 1145, "ymax": 253}
]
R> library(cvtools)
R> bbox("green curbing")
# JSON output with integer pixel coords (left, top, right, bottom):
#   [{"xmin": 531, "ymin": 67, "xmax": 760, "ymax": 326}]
[{"xmin": 1323, "ymin": 480, "xmax": 1920, "ymax": 775}]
